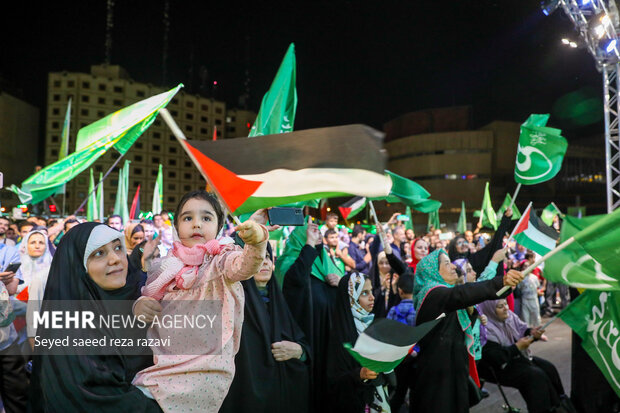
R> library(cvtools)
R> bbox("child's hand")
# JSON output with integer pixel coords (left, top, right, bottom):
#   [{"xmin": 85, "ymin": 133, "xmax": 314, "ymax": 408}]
[
  {"xmin": 479, "ymin": 315, "xmax": 488, "ymax": 326},
  {"xmin": 235, "ymin": 220, "xmax": 266, "ymax": 245},
  {"xmin": 134, "ymin": 297, "xmax": 162, "ymax": 323},
  {"xmin": 248, "ymin": 209, "xmax": 281, "ymax": 232}
]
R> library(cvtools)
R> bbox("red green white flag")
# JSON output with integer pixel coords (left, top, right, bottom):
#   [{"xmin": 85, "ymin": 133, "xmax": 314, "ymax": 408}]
[{"xmin": 512, "ymin": 203, "xmax": 559, "ymax": 255}]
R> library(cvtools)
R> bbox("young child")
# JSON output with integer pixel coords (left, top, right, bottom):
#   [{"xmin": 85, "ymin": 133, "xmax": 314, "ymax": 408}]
[
  {"xmin": 132, "ymin": 190, "xmax": 268, "ymax": 412},
  {"xmin": 518, "ymin": 252, "xmax": 542, "ymax": 327}
]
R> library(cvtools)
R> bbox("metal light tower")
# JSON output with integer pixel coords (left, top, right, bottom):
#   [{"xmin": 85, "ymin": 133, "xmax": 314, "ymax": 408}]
[{"xmin": 550, "ymin": 0, "xmax": 620, "ymax": 212}]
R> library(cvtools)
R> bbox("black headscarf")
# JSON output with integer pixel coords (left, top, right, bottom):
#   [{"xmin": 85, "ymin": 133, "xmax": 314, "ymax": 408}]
[
  {"xmin": 220, "ymin": 240, "xmax": 311, "ymax": 413},
  {"xmin": 29, "ymin": 222, "xmax": 161, "ymax": 413}
]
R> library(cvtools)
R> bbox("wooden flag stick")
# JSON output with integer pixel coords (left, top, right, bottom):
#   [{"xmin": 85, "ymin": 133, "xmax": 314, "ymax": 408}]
[
  {"xmin": 159, "ymin": 108, "xmax": 242, "ymax": 226},
  {"xmin": 507, "ymin": 183, "xmax": 522, "ymax": 210},
  {"xmin": 368, "ymin": 200, "xmax": 385, "ymax": 249},
  {"xmin": 496, "ymin": 236, "xmax": 576, "ymax": 296}
]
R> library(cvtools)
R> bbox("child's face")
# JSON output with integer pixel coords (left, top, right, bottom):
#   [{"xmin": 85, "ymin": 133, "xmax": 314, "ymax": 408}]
[{"xmin": 177, "ymin": 198, "xmax": 219, "ymax": 247}]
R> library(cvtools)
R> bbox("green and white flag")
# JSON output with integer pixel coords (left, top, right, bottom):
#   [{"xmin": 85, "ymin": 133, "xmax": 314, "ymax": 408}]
[
  {"xmin": 512, "ymin": 204, "xmax": 559, "ymax": 255},
  {"xmin": 515, "ymin": 114, "xmax": 568, "ymax": 185},
  {"xmin": 558, "ymin": 290, "xmax": 620, "ymax": 397},
  {"xmin": 344, "ymin": 318, "xmax": 443, "ymax": 373},
  {"xmin": 404, "ymin": 206, "xmax": 414, "ymax": 231},
  {"xmin": 457, "ymin": 201, "xmax": 467, "ymax": 234},
  {"xmin": 249, "ymin": 43, "xmax": 297, "ymax": 137},
  {"xmin": 541, "ymin": 203, "xmax": 562, "ymax": 226},
  {"xmin": 152, "ymin": 164, "xmax": 163, "ymax": 214},
  {"xmin": 427, "ymin": 209, "xmax": 440, "ymax": 233},
  {"xmin": 97, "ymin": 172, "xmax": 104, "ymax": 221},
  {"xmin": 545, "ymin": 212, "xmax": 620, "ymax": 290},
  {"xmin": 370, "ymin": 170, "xmax": 441, "ymax": 213},
  {"xmin": 479, "ymin": 182, "xmax": 497, "ymax": 230},
  {"xmin": 9, "ymin": 85, "xmax": 181, "ymax": 205},
  {"xmin": 56, "ymin": 98, "xmax": 72, "ymax": 195},
  {"xmin": 496, "ymin": 193, "xmax": 521, "ymax": 221},
  {"xmin": 338, "ymin": 196, "xmax": 367, "ymax": 221},
  {"xmin": 87, "ymin": 169, "xmax": 98, "ymax": 221},
  {"xmin": 113, "ymin": 160, "xmax": 130, "ymax": 224}
]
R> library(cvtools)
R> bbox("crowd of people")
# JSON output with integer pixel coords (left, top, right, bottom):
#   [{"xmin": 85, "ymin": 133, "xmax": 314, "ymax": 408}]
[{"xmin": 0, "ymin": 194, "xmax": 578, "ymax": 412}]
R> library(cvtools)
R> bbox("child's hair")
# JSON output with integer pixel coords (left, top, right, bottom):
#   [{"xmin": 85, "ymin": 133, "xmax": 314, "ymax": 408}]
[
  {"xmin": 173, "ymin": 190, "xmax": 225, "ymax": 233},
  {"xmin": 397, "ymin": 272, "xmax": 414, "ymax": 295},
  {"xmin": 324, "ymin": 228, "xmax": 338, "ymax": 238},
  {"xmin": 524, "ymin": 251, "xmax": 535, "ymax": 261}
]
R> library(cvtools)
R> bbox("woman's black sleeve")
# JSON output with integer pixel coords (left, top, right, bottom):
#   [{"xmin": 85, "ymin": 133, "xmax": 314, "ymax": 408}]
[
  {"xmin": 386, "ymin": 251, "xmax": 408, "ymax": 275},
  {"xmin": 469, "ymin": 215, "xmax": 512, "ymax": 275},
  {"xmin": 481, "ymin": 340, "xmax": 522, "ymax": 371},
  {"xmin": 282, "ymin": 245, "xmax": 319, "ymax": 288}
]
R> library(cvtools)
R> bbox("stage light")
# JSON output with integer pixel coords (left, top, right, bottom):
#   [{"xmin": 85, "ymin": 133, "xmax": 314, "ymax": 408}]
[
  {"xmin": 541, "ymin": 0, "xmax": 560, "ymax": 16},
  {"xmin": 603, "ymin": 38, "xmax": 618, "ymax": 53},
  {"xmin": 570, "ymin": 41, "xmax": 578, "ymax": 48},
  {"xmin": 594, "ymin": 24, "xmax": 606, "ymax": 38},
  {"xmin": 562, "ymin": 38, "xmax": 570, "ymax": 45},
  {"xmin": 579, "ymin": 0, "xmax": 592, "ymax": 6}
]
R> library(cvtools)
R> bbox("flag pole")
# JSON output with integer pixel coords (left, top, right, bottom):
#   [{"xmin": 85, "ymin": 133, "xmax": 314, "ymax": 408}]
[
  {"xmin": 551, "ymin": 202, "xmax": 565, "ymax": 218},
  {"xmin": 507, "ymin": 183, "xmax": 521, "ymax": 210},
  {"xmin": 496, "ymin": 236, "xmax": 576, "ymax": 296},
  {"xmin": 368, "ymin": 200, "xmax": 385, "ymax": 249},
  {"xmin": 159, "ymin": 108, "xmax": 242, "ymax": 226},
  {"xmin": 73, "ymin": 153, "xmax": 126, "ymax": 216}
]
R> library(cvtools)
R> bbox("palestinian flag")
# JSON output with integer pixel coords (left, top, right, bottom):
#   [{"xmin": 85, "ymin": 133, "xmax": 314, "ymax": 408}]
[
  {"xmin": 345, "ymin": 317, "xmax": 443, "ymax": 373},
  {"xmin": 512, "ymin": 204, "xmax": 559, "ymax": 255},
  {"xmin": 339, "ymin": 196, "xmax": 367, "ymax": 220},
  {"xmin": 179, "ymin": 124, "xmax": 391, "ymax": 215}
]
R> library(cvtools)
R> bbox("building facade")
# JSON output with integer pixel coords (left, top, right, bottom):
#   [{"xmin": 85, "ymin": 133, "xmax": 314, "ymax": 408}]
[{"xmin": 43, "ymin": 65, "xmax": 255, "ymax": 215}]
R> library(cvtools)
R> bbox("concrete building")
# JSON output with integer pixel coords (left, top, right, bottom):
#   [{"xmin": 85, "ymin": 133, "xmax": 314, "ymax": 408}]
[
  {"xmin": 225, "ymin": 108, "xmax": 256, "ymax": 139},
  {"xmin": 43, "ymin": 65, "xmax": 256, "ymax": 215},
  {"xmin": 0, "ymin": 89, "xmax": 39, "ymax": 208},
  {"xmin": 378, "ymin": 106, "xmax": 606, "ymax": 231}
]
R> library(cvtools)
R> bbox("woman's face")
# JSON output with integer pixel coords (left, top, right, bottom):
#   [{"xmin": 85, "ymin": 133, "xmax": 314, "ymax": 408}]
[
  {"xmin": 455, "ymin": 237, "xmax": 469, "ymax": 254},
  {"xmin": 438, "ymin": 253, "xmax": 459, "ymax": 285},
  {"xmin": 495, "ymin": 299, "xmax": 509, "ymax": 321},
  {"xmin": 358, "ymin": 278, "xmax": 375, "ymax": 312},
  {"xmin": 142, "ymin": 223, "xmax": 155, "ymax": 241},
  {"xmin": 413, "ymin": 240, "xmax": 429, "ymax": 260},
  {"xmin": 27, "ymin": 233, "xmax": 46, "ymax": 258},
  {"xmin": 130, "ymin": 231, "xmax": 145, "ymax": 249},
  {"xmin": 378, "ymin": 256, "xmax": 391, "ymax": 275},
  {"xmin": 177, "ymin": 198, "xmax": 219, "ymax": 247},
  {"xmin": 466, "ymin": 263, "xmax": 477, "ymax": 283},
  {"xmin": 254, "ymin": 255, "xmax": 274, "ymax": 287},
  {"xmin": 405, "ymin": 229, "xmax": 415, "ymax": 241},
  {"xmin": 86, "ymin": 239, "xmax": 128, "ymax": 290}
]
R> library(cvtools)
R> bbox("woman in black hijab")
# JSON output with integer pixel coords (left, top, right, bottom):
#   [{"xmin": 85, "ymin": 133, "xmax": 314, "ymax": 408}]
[
  {"xmin": 220, "ymin": 241, "xmax": 311, "ymax": 413},
  {"xmin": 29, "ymin": 222, "xmax": 161, "ymax": 412}
]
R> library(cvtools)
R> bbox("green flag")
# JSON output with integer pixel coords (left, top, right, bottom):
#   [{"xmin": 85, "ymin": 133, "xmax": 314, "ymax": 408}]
[
  {"xmin": 249, "ymin": 43, "xmax": 297, "ymax": 137},
  {"xmin": 87, "ymin": 169, "xmax": 98, "ymax": 221},
  {"xmin": 404, "ymin": 206, "xmax": 414, "ymax": 231},
  {"xmin": 275, "ymin": 218, "xmax": 344, "ymax": 285},
  {"xmin": 457, "ymin": 201, "xmax": 467, "ymax": 233},
  {"xmin": 113, "ymin": 161, "xmax": 130, "ymax": 224},
  {"xmin": 558, "ymin": 290, "xmax": 620, "ymax": 397},
  {"xmin": 152, "ymin": 164, "xmax": 163, "ymax": 214},
  {"xmin": 496, "ymin": 193, "xmax": 521, "ymax": 221},
  {"xmin": 9, "ymin": 85, "xmax": 181, "ymax": 205},
  {"xmin": 59, "ymin": 98, "xmax": 72, "ymax": 161},
  {"xmin": 97, "ymin": 172, "xmax": 104, "ymax": 221},
  {"xmin": 427, "ymin": 209, "xmax": 440, "ymax": 233},
  {"xmin": 480, "ymin": 182, "xmax": 497, "ymax": 230},
  {"xmin": 371, "ymin": 170, "xmax": 441, "ymax": 213},
  {"xmin": 545, "ymin": 212, "xmax": 620, "ymax": 290},
  {"xmin": 541, "ymin": 203, "xmax": 561, "ymax": 226},
  {"xmin": 515, "ymin": 114, "xmax": 568, "ymax": 185}
]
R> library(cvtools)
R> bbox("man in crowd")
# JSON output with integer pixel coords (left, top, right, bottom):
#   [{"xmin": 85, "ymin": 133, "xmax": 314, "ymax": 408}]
[
  {"xmin": 348, "ymin": 225, "xmax": 371, "ymax": 273},
  {"xmin": 153, "ymin": 213, "xmax": 173, "ymax": 252},
  {"xmin": 324, "ymin": 228, "xmax": 356, "ymax": 272},
  {"xmin": 107, "ymin": 214, "xmax": 123, "ymax": 232},
  {"xmin": 391, "ymin": 226, "xmax": 407, "ymax": 261},
  {"xmin": 140, "ymin": 219, "xmax": 155, "ymax": 241},
  {"xmin": 0, "ymin": 217, "xmax": 15, "ymax": 246},
  {"xmin": 16, "ymin": 221, "xmax": 34, "ymax": 246}
]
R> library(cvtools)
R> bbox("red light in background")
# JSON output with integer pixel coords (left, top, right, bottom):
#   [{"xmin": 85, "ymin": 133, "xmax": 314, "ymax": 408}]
[{"xmin": 49, "ymin": 205, "xmax": 57, "ymax": 213}]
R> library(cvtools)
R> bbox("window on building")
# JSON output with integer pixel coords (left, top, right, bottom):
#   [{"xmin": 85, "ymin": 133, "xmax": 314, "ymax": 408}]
[
  {"xmin": 186, "ymin": 101, "xmax": 194, "ymax": 108},
  {"xmin": 215, "ymin": 107, "xmax": 223, "ymax": 114},
  {"xmin": 114, "ymin": 86, "xmax": 123, "ymax": 93},
  {"xmin": 184, "ymin": 173, "xmax": 191, "ymax": 180},
  {"xmin": 95, "ymin": 165, "xmax": 103, "ymax": 172},
  {"xmin": 109, "ymin": 194, "xmax": 115, "ymax": 200},
  {"xmin": 67, "ymin": 80, "xmax": 75, "ymax": 87},
  {"xmin": 168, "ymin": 196, "xmax": 176, "ymax": 203},
  {"xmin": 136, "ymin": 142, "xmax": 143, "ymax": 149},
  {"xmin": 185, "ymin": 125, "xmax": 193, "ymax": 132},
  {"xmin": 154, "ymin": 120, "xmax": 161, "ymax": 127},
  {"xmin": 168, "ymin": 171, "xmax": 176, "ymax": 178},
  {"xmin": 81, "ymin": 123, "xmax": 88, "ymax": 128},
  {"xmin": 52, "ymin": 121, "xmax": 60, "ymax": 129},
  {"xmin": 78, "ymin": 192, "xmax": 85, "ymax": 199},
  {"xmin": 82, "ymin": 81, "xmax": 90, "ymax": 89},
  {"xmin": 153, "ymin": 132, "xmax": 161, "ymax": 139},
  {"xmin": 78, "ymin": 178, "xmax": 86, "ymax": 185},
  {"xmin": 113, "ymin": 99, "xmax": 122, "ymax": 105},
  {"xmin": 215, "ymin": 119, "xmax": 222, "ymax": 125},
  {"xmin": 184, "ymin": 185, "xmax": 191, "ymax": 191},
  {"xmin": 52, "ymin": 108, "xmax": 60, "ymax": 115},
  {"xmin": 200, "ymin": 116, "xmax": 208, "ymax": 123},
  {"xmin": 168, "ymin": 184, "xmax": 176, "ymax": 190},
  {"xmin": 184, "ymin": 161, "xmax": 191, "ymax": 167},
  {"xmin": 135, "ymin": 155, "xmax": 143, "ymax": 162},
  {"xmin": 153, "ymin": 144, "xmax": 161, "ymax": 151},
  {"xmin": 135, "ymin": 168, "xmax": 143, "ymax": 175},
  {"xmin": 51, "ymin": 135, "xmax": 59, "ymax": 143},
  {"xmin": 111, "ymin": 152, "xmax": 120, "ymax": 159},
  {"xmin": 172, "ymin": 99, "xmax": 179, "ymax": 105},
  {"xmin": 200, "ymin": 128, "xmax": 207, "ymax": 134},
  {"xmin": 186, "ymin": 113, "xmax": 194, "ymax": 120},
  {"xmin": 97, "ymin": 111, "xmax": 105, "ymax": 117},
  {"xmin": 81, "ymin": 95, "xmax": 89, "ymax": 103},
  {"xmin": 81, "ymin": 109, "xmax": 89, "ymax": 116},
  {"xmin": 168, "ymin": 159, "xmax": 177, "ymax": 166},
  {"xmin": 133, "ymin": 181, "xmax": 140, "ymax": 188},
  {"xmin": 170, "ymin": 147, "xmax": 177, "ymax": 154},
  {"xmin": 171, "ymin": 110, "xmax": 178, "ymax": 117},
  {"xmin": 98, "ymin": 97, "xmax": 106, "ymax": 104},
  {"xmin": 98, "ymin": 84, "xmax": 106, "ymax": 91},
  {"xmin": 53, "ymin": 80, "xmax": 61, "ymax": 87},
  {"xmin": 136, "ymin": 90, "xmax": 145, "ymax": 97},
  {"xmin": 53, "ymin": 94, "xmax": 60, "ymax": 101},
  {"xmin": 152, "ymin": 170, "xmax": 158, "ymax": 176},
  {"xmin": 201, "ymin": 104, "xmax": 208, "ymax": 111},
  {"xmin": 152, "ymin": 157, "xmax": 160, "ymax": 163}
]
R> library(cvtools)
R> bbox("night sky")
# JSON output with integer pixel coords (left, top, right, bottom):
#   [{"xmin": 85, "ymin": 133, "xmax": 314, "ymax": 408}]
[{"xmin": 2, "ymin": 0, "xmax": 606, "ymax": 147}]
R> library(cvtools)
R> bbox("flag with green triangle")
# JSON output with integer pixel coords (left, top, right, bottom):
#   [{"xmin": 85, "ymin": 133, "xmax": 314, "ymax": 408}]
[
  {"xmin": 427, "ymin": 209, "xmax": 440, "ymax": 233},
  {"xmin": 496, "ymin": 193, "xmax": 521, "ymax": 221},
  {"xmin": 544, "ymin": 212, "xmax": 620, "ymax": 290},
  {"xmin": 404, "ymin": 206, "xmax": 414, "ymax": 231},
  {"xmin": 97, "ymin": 172, "xmax": 104, "ymax": 221},
  {"xmin": 152, "ymin": 164, "xmax": 163, "ymax": 214},
  {"xmin": 479, "ymin": 182, "xmax": 497, "ymax": 230},
  {"xmin": 87, "ymin": 169, "xmax": 98, "ymax": 221},
  {"xmin": 457, "ymin": 201, "xmax": 467, "ymax": 233},
  {"xmin": 541, "ymin": 203, "xmax": 562, "ymax": 226},
  {"xmin": 9, "ymin": 85, "xmax": 181, "ymax": 205},
  {"xmin": 249, "ymin": 43, "xmax": 297, "ymax": 137},
  {"xmin": 339, "ymin": 197, "xmax": 367, "ymax": 221},
  {"xmin": 515, "ymin": 114, "xmax": 568, "ymax": 185},
  {"xmin": 558, "ymin": 290, "xmax": 620, "ymax": 397}
]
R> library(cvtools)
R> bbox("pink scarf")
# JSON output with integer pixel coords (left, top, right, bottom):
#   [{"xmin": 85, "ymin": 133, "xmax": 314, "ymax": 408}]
[{"xmin": 142, "ymin": 239, "xmax": 221, "ymax": 300}]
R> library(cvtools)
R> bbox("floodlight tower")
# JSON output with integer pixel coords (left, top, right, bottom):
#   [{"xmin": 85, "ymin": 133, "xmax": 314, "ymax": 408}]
[{"xmin": 545, "ymin": 0, "xmax": 620, "ymax": 212}]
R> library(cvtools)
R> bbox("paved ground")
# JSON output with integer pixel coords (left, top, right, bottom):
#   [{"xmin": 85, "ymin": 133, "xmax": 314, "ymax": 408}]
[{"xmin": 470, "ymin": 314, "xmax": 572, "ymax": 413}]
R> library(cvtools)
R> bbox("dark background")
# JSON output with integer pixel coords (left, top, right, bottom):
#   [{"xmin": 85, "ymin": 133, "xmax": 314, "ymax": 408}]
[{"xmin": 1, "ymin": 0, "xmax": 605, "ymax": 145}]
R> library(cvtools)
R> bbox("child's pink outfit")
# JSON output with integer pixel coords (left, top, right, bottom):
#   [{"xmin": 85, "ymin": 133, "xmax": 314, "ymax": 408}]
[{"xmin": 132, "ymin": 229, "xmax": 267, "ymax": 413}]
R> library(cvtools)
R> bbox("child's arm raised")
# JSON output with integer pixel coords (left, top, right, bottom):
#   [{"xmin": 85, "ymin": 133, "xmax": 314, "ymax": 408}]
[{"xmin": 218, "ymin": 220, "xmax": 268, "ymax": 282}]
